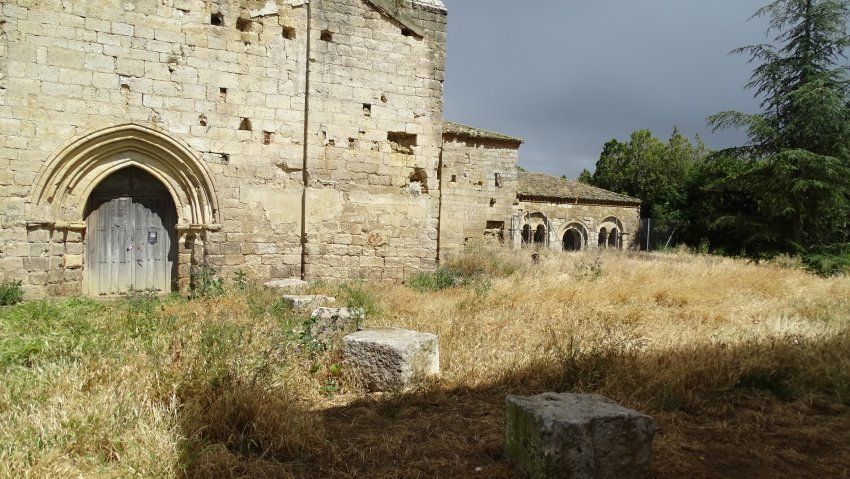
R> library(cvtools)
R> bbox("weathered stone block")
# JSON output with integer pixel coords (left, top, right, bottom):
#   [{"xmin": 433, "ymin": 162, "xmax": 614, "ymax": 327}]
[
  {"xmin": 308, "ymin": 307, "xmax": 363, "ymax": 342},
  {"xmin": 62, "ymin": 254, "xmax": 82, "ymax": 269},
  {"xmin": 282, "ymin": 294, "xmax": 335, "ymax": 312},
  {"xmin": 342, "ymin": 328, "xmax": 439, "ymax": 391},
  {"xmin": 505, "ymin": 393, "xmax": 656, "ymax": 479},
  {"xmin": 264, "ymin": 278, "xmax": 308, "ymax": 291}
]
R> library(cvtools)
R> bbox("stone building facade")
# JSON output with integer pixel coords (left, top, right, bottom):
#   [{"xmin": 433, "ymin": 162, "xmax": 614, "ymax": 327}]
[{"xmin": 0, "ymin": 0, "xmax": 639, "ymax": 297}]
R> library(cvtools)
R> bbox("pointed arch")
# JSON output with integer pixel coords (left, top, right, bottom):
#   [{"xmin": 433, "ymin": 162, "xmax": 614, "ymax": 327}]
[{"xmin": 30, "ymin": 124, "xmax": 220, "ymax": 228}]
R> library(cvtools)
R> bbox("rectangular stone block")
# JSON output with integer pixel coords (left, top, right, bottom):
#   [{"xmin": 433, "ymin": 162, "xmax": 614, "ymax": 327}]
[
  {"xmin": 505, "ymin": 393, "xmax": 656, "ymax": 479},
  {"xmin": 343, "ymin": 328, "xmax": 439, "ymax": 391}
]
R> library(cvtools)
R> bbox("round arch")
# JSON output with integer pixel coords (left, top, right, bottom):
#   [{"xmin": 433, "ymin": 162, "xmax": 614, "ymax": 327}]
[
  {"xmin": 30, "ymin": 124, "xmax": 220, "ymax": 227},
  {"xmin": 598, "ymin": 216, "xmax": 625, "ymax": 249},
  {"xmin": 560, "ymin": 222, "xmax": 589, "ymax": 251}
]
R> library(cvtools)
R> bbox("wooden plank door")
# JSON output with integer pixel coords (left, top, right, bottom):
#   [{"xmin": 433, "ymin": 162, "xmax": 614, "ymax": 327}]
[{"xmin": 84, "ymin": 168, "xmax": 175, "ymax": 296}]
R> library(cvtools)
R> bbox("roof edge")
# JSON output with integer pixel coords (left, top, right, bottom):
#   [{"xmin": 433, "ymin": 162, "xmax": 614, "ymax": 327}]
[
  {"xmin": 443, "ymin": 120, "xmax": 524, "ymax": 144},
  {"xmin": 517, "ymin": 194, "xmax": 642, "ymax": 206}
]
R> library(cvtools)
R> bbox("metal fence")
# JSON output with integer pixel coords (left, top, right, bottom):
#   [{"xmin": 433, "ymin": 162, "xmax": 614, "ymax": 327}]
[{"xmin": 635, "ymin": 218, "xmax": 680, "ymax": 252}]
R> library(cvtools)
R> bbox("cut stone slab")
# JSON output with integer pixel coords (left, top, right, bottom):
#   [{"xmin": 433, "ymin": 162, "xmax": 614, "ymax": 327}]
[
  {"xmin": 505, "ymin": 393, "xmax": 656, "ymax": 479},
  {"xmin": 282, "ymin": 295, "xmax": 335, "ymax": 312},
  {"xmin": 342, "ymin": 328, "xmax": 439, "ymax": 392},
  {"xmin": 264, "ymin": 278, "xmax": 308, "ymax": 291},
  {"xmin": 308, "ymin": 307, "xmax": 363, "ymax": 342}
]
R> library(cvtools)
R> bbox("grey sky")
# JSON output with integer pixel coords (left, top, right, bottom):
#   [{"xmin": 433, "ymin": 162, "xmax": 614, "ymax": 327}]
[{"xmin": 442, "ymin": 0, "xmax": 769, "ymax": 177}]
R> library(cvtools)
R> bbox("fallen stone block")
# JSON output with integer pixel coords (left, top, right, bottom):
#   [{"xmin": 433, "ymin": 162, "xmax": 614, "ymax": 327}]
[
  {"xmin": 264, "ymin": 278, "xmax": 308, "ymax": 291},
  {"xmin": 342, "ymin": 328, "xmax": 439, "ymax": 391},
  {"xmin": 282, "ymin": 295, "xmax": 335, "ymax": 312},
  {"xmin": 505, "ymin": 393, "xmax": 656, "ymax": 479},
  {"xmin": 308, "ymin": 307, "xmax": 363, "ymax": 342}
]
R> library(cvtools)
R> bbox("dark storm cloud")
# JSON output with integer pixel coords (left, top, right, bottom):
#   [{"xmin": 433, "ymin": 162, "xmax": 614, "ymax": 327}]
[{"xmin": 442, "ymin": 0, "xmax": 769, "ymax": 177}]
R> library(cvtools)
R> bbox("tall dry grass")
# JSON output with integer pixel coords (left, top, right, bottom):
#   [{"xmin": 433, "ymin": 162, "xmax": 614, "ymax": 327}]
[{"xmin": 1, "ymin": 248, "xmax": 848, "ymax": 478}]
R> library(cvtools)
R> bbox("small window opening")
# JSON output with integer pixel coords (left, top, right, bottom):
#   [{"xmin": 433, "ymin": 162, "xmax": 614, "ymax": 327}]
[
  {"xmin": 363, "ymin": 103, "xmax": 372, "ymax": 117},
  {"xmin": 219, "ymin": 87, "xmax": 227, "ymax": 101},
  {"xmin": 320, "ymin": 30, "xmax": 333, "ymax": 42},
  {"xmin": 495, "ymin": 173, "xmax": 502, "ymax": 187},
  {"xmin": 236, "ymin": 17, "xmax": 252, "ymax": 32},
  {"xmin": 450, "ymin": 175, "xmax": 457, "ymax": 183},
  {"xmin": 401, "ymin": 27, "xmax": 416, "ymax": 37},
  {"xmin": 282, "ymin": 26, "xmax": 296, "ymax": 40},
  {"xmin": 388, "ymin": 131, "xmax": 417, "ymax": 154},
  {"xmin": 199, "ymin": 114, "xmax": 208, "ymax": 126},
  {"xmin": 489, "ymin": 198, "xmax": 497, "ymax": 207},
  {"xmin": 239, "ymin": 118, "xmax": 252, "ymax": 131},
  {"xmin": 485, "ymin": 221, "xmax": 506, "ymax": 241},
  {"xmin": 263, "ymin": 131, "xmax": 273, "ymax": 145},
  {"xmin": 409, "ymin": 167, "xmax": 429, "ymax": 194},
  {"xmin": 210, "ymin": 12, "xmax": 224, "ymax": 26}
]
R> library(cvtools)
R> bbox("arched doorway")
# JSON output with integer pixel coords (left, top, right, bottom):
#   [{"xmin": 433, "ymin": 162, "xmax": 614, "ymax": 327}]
[
  {"xmin": 84, "ymin": 167, "xmax": 177, "ymax": 295},
  {"xmin": 534, "ymin": 225, "xmax": 547, "ymax": 244},
  {"xmin": 608, "ymin": 228, "xmax": 620, "ymax": 249},
  {"xmin": 563, "ymin": 229, "xmax": 582, "ymax": 251},
  {"xmin": 521, "ymin": 224, "xmax": 531, "ymax": 244},
  {"xmin": 598, "ymin": 227, "xmax": 608, "ymax": 247}
]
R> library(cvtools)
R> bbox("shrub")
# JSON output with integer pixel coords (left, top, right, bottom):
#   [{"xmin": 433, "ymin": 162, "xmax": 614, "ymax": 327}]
[
  {"xmin": 407, "ymin": 267, "xmax": 461, "ymax": 293},
  {"xmin": 190, "ymin": 264, "xmax": 225, "ymax": 298},
  {"xmin": 0, "ymin": 279, "xmax": 24, "ymax": 306},
  {"xmin": 802, "ymin": 243, "xmax": 850, "ymax": 277}
]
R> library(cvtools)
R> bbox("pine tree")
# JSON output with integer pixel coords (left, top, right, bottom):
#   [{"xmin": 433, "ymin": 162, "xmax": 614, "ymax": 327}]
[{"xmin": 709, "ymin": 0, "xmax": 850, "ymax": 249}]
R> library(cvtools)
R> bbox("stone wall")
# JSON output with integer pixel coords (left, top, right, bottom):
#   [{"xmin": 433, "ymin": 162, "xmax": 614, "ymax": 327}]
[
  {"xmin": 514, "ymin": 200, "xmax": 641, "ymax": 251},
  {"xmin": 303, "ymin": 0, "xmax": 446, "ymax": 280},
  {"xmin": 438, "ymin": 135, "xmax": 520, "ymax": 259},
  {"xmin": 0, "ymin": 0, "xmax": 447, "ymax": 297}
]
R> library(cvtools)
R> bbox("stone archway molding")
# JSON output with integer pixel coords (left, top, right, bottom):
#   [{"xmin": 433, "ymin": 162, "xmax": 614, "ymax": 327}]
[{"xmin": 29, "ymin": 123, "xmax": 221, "ymax": 230}]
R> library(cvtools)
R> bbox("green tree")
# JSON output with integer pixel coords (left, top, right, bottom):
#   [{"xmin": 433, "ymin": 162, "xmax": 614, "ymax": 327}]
[
  {"xmin": 577, "ymin": 169, "xmax": 593, "ymax": 184},
  {"xmin": 709, "ymin": 0, "xmax": 850, "ymax": 251},
  {"xmin": 590, "ymin": 129, "xmax": 702, "ymax": 220}
]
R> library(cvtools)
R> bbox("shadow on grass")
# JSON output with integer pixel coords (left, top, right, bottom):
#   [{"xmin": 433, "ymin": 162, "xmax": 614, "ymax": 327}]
[{"xmin": 176, "ymin": 330, "xmax": 850, "ymax": 479}]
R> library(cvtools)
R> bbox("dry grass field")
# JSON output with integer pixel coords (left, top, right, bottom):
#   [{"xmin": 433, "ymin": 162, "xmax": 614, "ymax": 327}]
[{"xmin": 1, "ymin": 249, "xmax": 849, "ymax": 478}]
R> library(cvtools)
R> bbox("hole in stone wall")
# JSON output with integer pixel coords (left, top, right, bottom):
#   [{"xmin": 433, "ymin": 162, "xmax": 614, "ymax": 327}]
[
  {"xmin": 239, "ymin": 118, "xmax": 252, "ymax": 131},
  {"xmin": 451, "ymin": 175, "xmax": 457, "ymax": 183},
  {"xmin": 380, "ymin": 93, "xmax": 388, "ymax": 103},
  {"xmin": 236, "ymin": 16, "xmax": 252, "ymax": 32},
  {"xmin": 401, "ymin": 27, "xmax": 416, "ymax": 37},
  {"xmin": 348, "ymin": 138, "xmax": 356, "ymax": 149},
  {"xmin": 490, "ymin": 198, "xmax": 497, "ymax": 207},
  {"xmin": 199, "ymin": 114, "xmax": 208, "ymax": 126},
  {"xmin": 203, "ymin": 152, "xmax": 229, "ymax": 164},
  {"xmin": 219, "ymin": 87, "xmax": 227, "ymax": 101},
  {"xmin": 363, "ymin": 103, "xmax": 372, "ymax": 117},
  {"xmin": 388, "ymin": 132, "xmax": 417, "ymax": 154},
  {"xmin": 327, "ymin": 138, "xmax": 336, "ymax": 146},
  {"xmin": 263, "ymin": 131, "xmax": 273, "ymax": 145},
  {"xmin": 210, "ymin": 12, "xmax": 224, "ymax": 26},
  {"xmin": 282, "ymin": 26, "xmax": 296, "ymax": 40},
  {"xmin": 495, "ymin": 172, "xmax": 502, "ymax": 187},
  {"xmin": 409, "ymin": 167, "xmax": 429, "ymax": 194},
  {"xmin": 120, "ymin": 83, "xmax": 130, "ymax": 92},
  {"xmin": 320, "ymin": 30, "xmax": 333, "ymax": 42}
]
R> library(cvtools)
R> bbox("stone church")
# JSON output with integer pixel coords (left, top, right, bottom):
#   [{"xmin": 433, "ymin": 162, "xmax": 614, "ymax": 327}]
[{"xmin": 0, "ymin": 0, "xmax": 639, "ymax": 297}]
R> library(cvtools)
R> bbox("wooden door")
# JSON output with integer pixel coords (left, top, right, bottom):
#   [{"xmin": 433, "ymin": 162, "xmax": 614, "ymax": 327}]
[{"xmin": 84, "ymin": 168, "xmax": 176, "ymax": 295}]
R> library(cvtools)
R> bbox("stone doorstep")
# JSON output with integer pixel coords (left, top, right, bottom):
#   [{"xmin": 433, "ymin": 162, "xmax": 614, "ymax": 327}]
[
  {"xmin": 281, "ymin": 295, "xmax": 335, "ymax": 311},
  {"xmin": 342, "ymin": 328, "xmax": 439, "ymax": 392},
  {"xmin": 264, "ymin": 278, "xmax": 309, "ymax": 291},
  {"xmin": 505, "ymin": 393, "xmax": 656, "ymax": 479}
]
